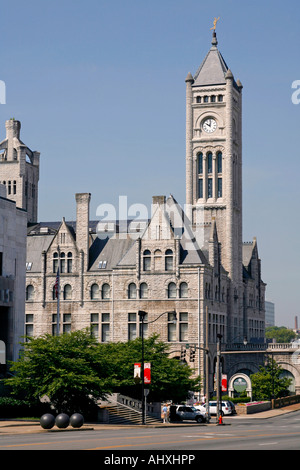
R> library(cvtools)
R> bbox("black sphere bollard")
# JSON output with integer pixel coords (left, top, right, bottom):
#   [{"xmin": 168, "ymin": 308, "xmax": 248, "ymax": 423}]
[
  {"xmin": 40, "ymin": 414, "xmax": 55, "ymax": 430},
  {"xmin": 55, "ymin": 413, "xmax": 70, "ymax": 429},
  {"xmin": 70, "ymin": 413, "xmax": 84, "ymax": 428}
]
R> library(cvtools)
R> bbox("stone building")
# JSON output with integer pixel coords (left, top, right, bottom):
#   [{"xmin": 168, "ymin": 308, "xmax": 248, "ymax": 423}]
[
  {"xmin": 0, "ymin": 184, "xmax": 27, "ymax": 366},
  {"xmin": 0, "ymin": 119, "xmax": 40, "ymax": 224},
  {"xmin": 1, "ymin": 30, "xmax": 266, "ymax": 394}
]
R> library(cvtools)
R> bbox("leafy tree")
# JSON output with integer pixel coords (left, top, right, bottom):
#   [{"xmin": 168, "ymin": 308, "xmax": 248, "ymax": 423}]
[
  {"xmin": 250, "ymin": 358, "xmax": 292, "ymax": 401},
  {"xmin": 265, "ymin": 326, "xmax": 296, "ymax": 344},
  {"xmin": 5, "ymin": 331, "xmax": 199, "ymax": 415},
  {"xmin": 5, "ymin": 330, "xmax": 112, "ymax": 416},
  {"xmin": 99, "ymin": 335, "xmax": 200, "ymax": 403}
]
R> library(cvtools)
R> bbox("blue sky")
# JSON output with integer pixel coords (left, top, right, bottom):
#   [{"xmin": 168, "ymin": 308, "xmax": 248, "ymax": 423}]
[{"xmin": 0, "ymin": 0, "xmax": 299, "ymax": 328}]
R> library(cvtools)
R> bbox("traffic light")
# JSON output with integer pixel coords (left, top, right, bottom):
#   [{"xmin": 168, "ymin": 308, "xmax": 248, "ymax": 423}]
[{"xmin": 189, "ymin": 348, "xmax": 195, "ymax": 362}]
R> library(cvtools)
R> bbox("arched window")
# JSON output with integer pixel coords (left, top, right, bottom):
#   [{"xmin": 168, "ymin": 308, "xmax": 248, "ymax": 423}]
[
  {"xmin": 217, "ymin": 152, "xmax": 222, "ymax": 173},
  {"xmin": 26, "ymin": 285, "xmax": 35, "ymax": 302},
  {"xmin": 143, "ymin": 250, "xmax": 151, "ymax": 271},
  {"xmin": 165, "ymin": 249, "xmax": 173, "ymax": 271},
  {"xmin": 91, "ymin": 283, "xmax": 100, "ymax": 300},
  {"xmin": 211, "ymin": 95, "xmax": 216, "ymax": 102},
  {"xmin": 196, "ymin": 96, "xmax": 201, "ymax": 103},
  {"xmin": 179, "ymin": 282, "xmax": 188, "ymax": 299},
  {"xmin": 102, "ymin": 283, "xmax": 110, "ymax": 299},
  {"xmin": 140, "ymin": 282, "xmax": 148, "ymax": 299},
  {"xmin": 63, "ymin": 284, "xmax": 72, "ymax": 300},
  {"xmin": 207, "ymin": 152, "xmax": 213, "ymax": 174},
  {"xmin": 168, "ymin": 282, "xmax": 177, "ymax": 299},
  {"xmin": 53, "ymin": 252, "xmax": 59, "ymax": 273},
  {"xmin": 198, "ymin": 153, "xmax": 203, "ymax": 175},
  {"xmin": 67, "ymin": 252, "xmax": 73, "ymax": 273},
  {"xmin": 204, "ymin": 95, "xmax": 209, "ymax": 103},
  {"xmin": 128, "ymin": 283, "xmax": 137, "ymax": 299},
  {"xmin": 218, "ymin": 95, "xmax": 223, "ymax": 102}
]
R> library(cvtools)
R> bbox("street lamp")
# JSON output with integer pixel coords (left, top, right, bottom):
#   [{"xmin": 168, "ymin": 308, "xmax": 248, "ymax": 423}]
[
  {"xmin": 138, "ymin": 310, "xmax": 177, "ymax": 425},
  {"xmin": 216, "ymin": 333, "xmax": 223, "ymax": 424}
]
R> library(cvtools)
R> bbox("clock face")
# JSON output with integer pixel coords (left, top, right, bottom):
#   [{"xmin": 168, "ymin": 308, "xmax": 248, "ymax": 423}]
[{"xmin": 203, "ymin": 118, "xmax": 217, "ymax": 133}]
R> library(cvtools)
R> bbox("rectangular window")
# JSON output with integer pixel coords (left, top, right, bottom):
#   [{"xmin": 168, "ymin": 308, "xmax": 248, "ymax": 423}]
[
  {"xmin": 101, "ymin": 313, "xmax": 110, "ymax": 342},
  {"xmin": 91, "ymin": 313, "xmax": 99, "ymax": 339},
  {"xmin": 139, "ymin": 313, "xmax": 148, "ymax": 339},
  {"xmin": 198, "ymin": 179, "xmax": 203, "ymax": 199},
  {"xmin": 198, "ymin": 155, "xmax": 203, "ymax": 175},
  {"xmin": 207, "ymin": 154, "xmax": 213, "ymax": 174},
  {"xmin": 25, "ymin": 314, "xmax": 34, "ymax": 339},
  {"xmin": 218, "ymin": 178, "xmax": 223, "ymax": 198},
  {"xmin": 63, "ymin": 314, "xmax": 71, "ymax": 334},
  {"xmin": 168, "ymin": 312, "xmax": 176, "ymax": 342},
  {"xmin": 208, "ymin": 178, "xmax": 213, "ymax": 198},
  {"xmin": 179, "ymin": 313, "xmax": 188, "ymax": 342},
  {"xmin": 128, "ymin": 313, "xmax": 137, "ymax": 341}
]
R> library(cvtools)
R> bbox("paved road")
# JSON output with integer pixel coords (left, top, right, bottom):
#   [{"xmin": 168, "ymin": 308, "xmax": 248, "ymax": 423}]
[{"xmin": 0, "ymin": 411, "xmax": 300, "ymax": 452}]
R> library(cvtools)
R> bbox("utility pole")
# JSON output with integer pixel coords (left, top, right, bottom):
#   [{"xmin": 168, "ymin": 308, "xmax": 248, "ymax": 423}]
[{"xmin": 216, "ymin": 333, "xmax": 223, "ymax": 424}]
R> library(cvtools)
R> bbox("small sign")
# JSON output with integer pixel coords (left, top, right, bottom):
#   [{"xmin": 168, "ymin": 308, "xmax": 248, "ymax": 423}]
[
  {"xmin": 144, "ymin": 363, "xmax": 151, "ymax": 384},
  {"xmin": 134, "ymin": 363, "xmax": 151, "ymax": 384},
  {"xmin": 134, "ymin": 363, "xmax": 141, "ymax": 380}
]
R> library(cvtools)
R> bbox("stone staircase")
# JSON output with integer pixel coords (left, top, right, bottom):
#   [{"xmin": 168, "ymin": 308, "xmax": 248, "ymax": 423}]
[{"xmin": 99, "ymin": 394, "xmax": 162, "ymax": 425}]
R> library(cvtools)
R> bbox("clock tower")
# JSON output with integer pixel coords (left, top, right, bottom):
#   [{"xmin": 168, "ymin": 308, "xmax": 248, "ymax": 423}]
[{"xmin": 185, "ymin": 30, "xmax": 243, "ymax": 300}]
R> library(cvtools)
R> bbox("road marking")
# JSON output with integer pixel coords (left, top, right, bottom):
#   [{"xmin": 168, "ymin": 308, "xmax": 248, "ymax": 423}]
[{"xmin": 259, "ymin": 442, "xmax": 278, "ymax": 446}]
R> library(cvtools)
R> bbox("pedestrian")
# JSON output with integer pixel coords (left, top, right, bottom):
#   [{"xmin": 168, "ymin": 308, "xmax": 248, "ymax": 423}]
[{"xmin": 162, "ymin": 404, "xmax": 168, "ymax": 423}]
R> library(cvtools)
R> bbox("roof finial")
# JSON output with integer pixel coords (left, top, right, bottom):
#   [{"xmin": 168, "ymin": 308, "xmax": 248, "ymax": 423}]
[
  {"xmin": 210, "ymin": 17, "xmax": 220, "ymax": 32},
  {"xmin": 210, "ymin": 17, "xmax": 220, "ymax": 46}
]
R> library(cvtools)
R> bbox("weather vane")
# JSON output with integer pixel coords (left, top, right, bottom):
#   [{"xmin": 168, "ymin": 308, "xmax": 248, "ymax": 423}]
[{"xmin": 210, "ymin": 17, "xmax": 220, "ymax": 31}]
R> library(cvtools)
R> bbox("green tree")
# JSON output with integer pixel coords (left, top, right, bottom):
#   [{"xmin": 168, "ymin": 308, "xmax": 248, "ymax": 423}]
[
  {"xmin": 99, "ymin": 335, "xmax": 200, "ymax": 403},
  {"xmin": 250, "ymin": 358, "xmax": 292, "ymax": 401},
  {"xmin": 6, "ymin": 331, "xmax": 199, "ymax": 415},
  {"xmin": 265, "ymin": 326, "xmax": 296, "ymax": 344},
  {"xmin": 5, "ymin": 330, "xmax": 113, "ymax": 416}
]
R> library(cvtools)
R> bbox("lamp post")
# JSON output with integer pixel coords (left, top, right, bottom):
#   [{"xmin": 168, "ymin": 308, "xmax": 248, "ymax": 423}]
[
  {"xmin": 138, "ymin": 310, "xmax": 177, "ymax": 425},
  {"xmin": 216, "ymin": 333, "xmax": 223, "ymax": 424}
]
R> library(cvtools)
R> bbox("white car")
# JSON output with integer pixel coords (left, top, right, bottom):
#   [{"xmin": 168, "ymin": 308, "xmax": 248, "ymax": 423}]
[
  {"xmin": 174, "ymin": 405, "xmax": 206, "ymax": 423},
  {"xmin": 194, "ymin": 401, "xmax": 233, "ymax": 416}
]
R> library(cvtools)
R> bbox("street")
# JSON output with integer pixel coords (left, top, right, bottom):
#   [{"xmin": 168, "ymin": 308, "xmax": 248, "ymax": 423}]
[{"xmin": 0, "ymin": 411, "xmax": 300, "ymax": 452}]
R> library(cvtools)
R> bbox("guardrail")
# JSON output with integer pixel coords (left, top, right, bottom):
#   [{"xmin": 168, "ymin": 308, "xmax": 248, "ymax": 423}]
[{"xmin": 272, "ymin": 395, "xmax": 300, "ymax": 409}]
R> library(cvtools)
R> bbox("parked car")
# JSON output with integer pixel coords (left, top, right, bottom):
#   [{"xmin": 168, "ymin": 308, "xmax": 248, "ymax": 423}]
[
  {"xmin": 171, "ymin": 405, "xmax": 206, "ymax": 423},
  {"xmin": 228, "ymin": 401, "xmax": 236, "ymax": 415},
  {"xmin": 194, "ymin": 401, "xmax": 233, "ymax": 416}
]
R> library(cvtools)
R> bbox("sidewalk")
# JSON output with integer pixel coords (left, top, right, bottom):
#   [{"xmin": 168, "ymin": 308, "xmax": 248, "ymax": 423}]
[{"xmin": 1, "ymin": 403, "xmax": 300, "ymax": 434}]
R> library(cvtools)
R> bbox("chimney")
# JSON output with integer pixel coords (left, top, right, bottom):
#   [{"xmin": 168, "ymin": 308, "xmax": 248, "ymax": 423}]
[{"xmin": 75, "ymin": 193, "xmax": 91, "ymax": 271}]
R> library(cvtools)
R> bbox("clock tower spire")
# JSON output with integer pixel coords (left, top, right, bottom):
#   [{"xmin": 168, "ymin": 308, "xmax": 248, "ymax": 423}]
[{"xmin": 185, "ymin": 29, "xmax": 243, "ymax": 293}]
